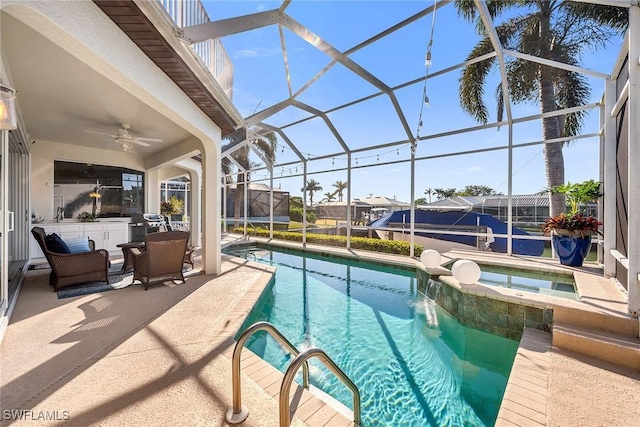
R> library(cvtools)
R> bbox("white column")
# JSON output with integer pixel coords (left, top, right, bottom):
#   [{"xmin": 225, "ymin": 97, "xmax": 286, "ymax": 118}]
[
  {"xmin": 346, "ymin": 154, "xmax": 352, "ymax": 250},
  {"xmin": 201, "ymin": 143, "xmax": 221, "ymax": 275},
  {"xmin": 302, "ymin": 162, "xmax": 307, "ymax": 247},
  {"xmin": 189, "ymin": 169, "xmax": 202, "ymax": 247},
  {"xmin": 243, "ymin": 171, "xmax": 248, "ymax": 235},
  {"xmin": 269, "ymin": 169, "xmax": 274, "ymax": 239},
  {"xmin": 603, "ymin": 80, "xmax": 617, "ymax": 277},
  {"xmin": 145, "ymin": 169, "xmax": 160, "ymax": 213},
  {"xmin": 222, "ymin": 177, "xmax": 226, "ymax": 234},
  {"xmin": 410, "ymin": 142, "xmax": 416, "ymax": 257},
  {"xmin": 507, "ymin": 125, "xmax": 513, "ymax": 255},
  {"xmin": 627, "ymin": 3, "xmax": 640, "ymax": 316}
]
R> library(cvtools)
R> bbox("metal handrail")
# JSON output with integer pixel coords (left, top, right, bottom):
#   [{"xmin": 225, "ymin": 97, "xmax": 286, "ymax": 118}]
[
  {"xmin": 280, "ymin": 348, "xmax": 361, "ymax": 427},
  {"xmin": 225, "ymin": 322, "xmax": 310, "ymax": 424},
  {"xmin": 245, "ymin": 220, "xmax": 259, "ymax": 237}
]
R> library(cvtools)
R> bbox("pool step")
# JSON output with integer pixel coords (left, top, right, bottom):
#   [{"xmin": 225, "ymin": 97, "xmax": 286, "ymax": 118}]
[
  {"xmin": 552, "ymin": 322, "xmax": 640, "ymax": 372},
  {"xmin": 551, "ymin": 305, "xmax": 639, "ymax": 337}
]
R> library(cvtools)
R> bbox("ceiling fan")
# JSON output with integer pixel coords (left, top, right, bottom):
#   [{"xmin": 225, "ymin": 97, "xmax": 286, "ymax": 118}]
[{"xmin": 83, "ymin": 124, "xmax": 163, "ymax": 151}]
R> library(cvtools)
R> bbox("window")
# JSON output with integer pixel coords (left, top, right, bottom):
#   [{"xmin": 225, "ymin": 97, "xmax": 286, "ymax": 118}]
[{"xmin": 54, "ymin": 161, "xmax": 145, "ymax": 218}]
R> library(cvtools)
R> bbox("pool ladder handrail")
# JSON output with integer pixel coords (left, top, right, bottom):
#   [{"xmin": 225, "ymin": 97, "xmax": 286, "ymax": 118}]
[
  {"xmin": 280, "ymin": 347, "xmax": 362, "ymax": 426},
  {"xmin": 225, "ymin": 321, "xmax": 361, "ymax": 427}
]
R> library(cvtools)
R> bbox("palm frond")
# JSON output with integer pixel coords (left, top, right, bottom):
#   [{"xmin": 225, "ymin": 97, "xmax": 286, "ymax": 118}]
[
  {"xmin": 505, "ymin": 58, "xmax": 538, "ymax": 103},
  {"xmin": 495, "ymin": 83, "xmax": 505, "ymax": 124},
  {"xmin": 458, "ymin": 37, "xmax": 496, "ymax": 124},
  {"xmin": 251, "ymin": 132, "xmax": 278, "ymax": 160},
  {"xmin": 454, "ymin": 0, "xmax": 525, "ymax": 34},
  {"xmin": 562, "ymin": 2, "xmax": 628, "ymax": 33},
  {"xmin": 554, "ymin": 70, "xmax": 590, "ymax": 138}
]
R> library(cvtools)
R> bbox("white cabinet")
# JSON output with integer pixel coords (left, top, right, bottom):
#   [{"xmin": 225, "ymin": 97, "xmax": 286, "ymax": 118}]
[
  {"xmin": 57, "ymin": 224, "xmax": 84, "ymax": 241},
  {"xmin": 104, "ymin": 224, "xmax": 127, "ymax": 251},
  {"xmin": 84, "ymin": 224, "xmax": 107, "ymax": 251},
  {"xmin": 30, "ymin": 221, "xmax": 130, "ymax": 262},
  {"xmin": 82, "ymin": 223, "xmax": 128, "ymax": 252}
]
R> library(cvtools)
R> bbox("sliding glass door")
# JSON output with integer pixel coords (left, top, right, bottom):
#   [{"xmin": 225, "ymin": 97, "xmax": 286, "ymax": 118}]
[{"xmin": 0, "ymin": 128, "xmax": 8, "ymax": 315}]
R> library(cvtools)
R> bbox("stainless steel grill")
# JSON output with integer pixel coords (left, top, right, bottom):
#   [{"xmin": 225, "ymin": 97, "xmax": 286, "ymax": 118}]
[{"xmin": 129, "ymin": 213, "xmax": 166, "ymax": 242}]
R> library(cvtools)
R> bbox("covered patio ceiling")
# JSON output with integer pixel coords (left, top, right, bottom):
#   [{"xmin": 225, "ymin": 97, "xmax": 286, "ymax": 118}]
[{"xmin": 1, "ymin": 13, "xmax": 192, "ymax": 156}]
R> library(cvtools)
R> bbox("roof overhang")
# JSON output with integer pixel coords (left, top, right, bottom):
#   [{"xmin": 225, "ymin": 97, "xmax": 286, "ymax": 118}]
[{"xmin": 93, "ymin": 0, "xmax": 242, "ymax": 137}]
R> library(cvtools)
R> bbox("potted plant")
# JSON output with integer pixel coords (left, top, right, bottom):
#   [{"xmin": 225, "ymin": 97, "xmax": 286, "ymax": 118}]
[
  {"xmin": 160, "ymin": 196, "xmax": 184, "ymax": 228},
  {"xmin": 541, "ymin": 179, "xmax": 602, "ymax": 266}
]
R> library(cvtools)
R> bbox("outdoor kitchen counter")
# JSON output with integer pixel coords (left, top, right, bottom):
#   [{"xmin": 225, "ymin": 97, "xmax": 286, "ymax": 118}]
[{"xmin": 33, "ymin": 219, "xmax": 130, "ymax": 224}]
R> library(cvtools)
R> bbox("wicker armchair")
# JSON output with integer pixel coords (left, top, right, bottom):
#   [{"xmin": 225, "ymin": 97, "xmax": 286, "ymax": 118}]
[
  {"xmin": 132, "ymin": 231, "xmax": 189, "ymax": 290},
  {"xmin": 31, "ymin": 227, "xmax": 110, "ymax": 291}
]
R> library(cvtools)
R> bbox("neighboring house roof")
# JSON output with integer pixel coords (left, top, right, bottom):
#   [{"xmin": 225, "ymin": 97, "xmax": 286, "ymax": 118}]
[
  {"xmin": 359, "ymin": 196, "xmax": 410, "ymax": 207},
  {"xmin": 422, "ymin": 196, "xmax": 477, "ymax": 211},
  {"xmin": 422, "ymin": 194, "xmax": 595, "ymax": 211},
  {"xmin": 315, "ymin": 200, "xmax": 370, "ymax": 207},
  {"xmin": 478, "ymin": 195, "xmax": 551, "ymax": 207}
]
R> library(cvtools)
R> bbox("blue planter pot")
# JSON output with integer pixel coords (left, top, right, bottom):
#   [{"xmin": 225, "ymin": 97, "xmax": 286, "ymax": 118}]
[{"xmin": 552, "ymin": 234, "xmax": 592, "ymax": 267}]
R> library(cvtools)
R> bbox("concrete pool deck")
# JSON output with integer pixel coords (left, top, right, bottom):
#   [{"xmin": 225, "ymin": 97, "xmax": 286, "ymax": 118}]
[{"xmin": 1, "ymin": 235, "xmax": 639, "ymax": 426}]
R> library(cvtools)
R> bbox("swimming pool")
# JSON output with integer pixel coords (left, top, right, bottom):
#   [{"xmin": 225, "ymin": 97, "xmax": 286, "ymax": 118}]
[
  {"xmin": 227, "ymin": 245, "xmax": 519, "ymax": 426},
  {"xmin": 478, "ymin": 264, "xmax": 577, "ymax": 300}
]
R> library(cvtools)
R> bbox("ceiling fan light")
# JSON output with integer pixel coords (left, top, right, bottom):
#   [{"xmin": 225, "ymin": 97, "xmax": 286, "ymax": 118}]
[{"xmin": 117, "ymin": 138, "xmax": 133, "ymax": 151}]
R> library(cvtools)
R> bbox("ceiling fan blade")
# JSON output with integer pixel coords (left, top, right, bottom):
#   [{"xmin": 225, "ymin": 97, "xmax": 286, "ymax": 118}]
[
  {"xmin": 136, "ymin": 137, "xmax": 163, "ymax": 143},
  {"xmin": 83, "ymin": 129, "xmax": 113, "ymax": 136},
  {"xmin": 131, "ymin": 139, "xmax": 151, "ymax": 147}
]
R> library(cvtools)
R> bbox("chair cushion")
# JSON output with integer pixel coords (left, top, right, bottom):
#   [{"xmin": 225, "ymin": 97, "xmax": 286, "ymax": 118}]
[
  {"xmin": 64, "ymin": 236, "xmax": 91, "ymax": 253},
  {"xmin": 45, "ymin": 233, "xmax": 70, "ymax": 253}
]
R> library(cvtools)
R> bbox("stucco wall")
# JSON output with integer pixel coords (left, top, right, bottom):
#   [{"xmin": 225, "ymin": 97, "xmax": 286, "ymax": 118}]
[{"xmin": 4, "ymin": 0, "xmax": 225, "ymax": 274}]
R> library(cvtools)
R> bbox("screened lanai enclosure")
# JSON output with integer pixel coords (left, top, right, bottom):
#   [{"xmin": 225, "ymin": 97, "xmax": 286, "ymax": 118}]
[{"xmin": 175, "ymin": 0, "xmax": 640, "ymax": 315}]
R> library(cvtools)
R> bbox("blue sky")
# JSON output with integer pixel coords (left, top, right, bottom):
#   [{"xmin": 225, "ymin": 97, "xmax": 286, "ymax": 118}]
[{"xmin": 203, "ymin": 1, "xmax": 622, "ymax": 203}]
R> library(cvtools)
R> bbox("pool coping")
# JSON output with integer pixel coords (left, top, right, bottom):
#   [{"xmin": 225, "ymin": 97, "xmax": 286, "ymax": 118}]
[
  {"xmin": 224, "ymin": 237, "xmax": 636, "ymax": 426},
  {"xmin": 235, "ymin": 238, "xmax": 631, "ymax": 329},
  {"xmin": 495, "ymin": 328, "xmax": 552, "ymax": 426}
]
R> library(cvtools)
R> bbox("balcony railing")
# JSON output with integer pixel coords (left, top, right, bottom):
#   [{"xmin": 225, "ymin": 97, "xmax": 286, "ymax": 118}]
[{"xmin": 158, "ymin": 0, "xmax": 234, "ymax": 99}]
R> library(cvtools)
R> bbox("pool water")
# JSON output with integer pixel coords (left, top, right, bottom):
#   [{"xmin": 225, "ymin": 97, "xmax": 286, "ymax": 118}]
[
  {"xmin": 478, "ymin": 264, "xmax": 577, "ymax": 300},
  {"xmin": 227, "ymin": 246, "xmax": 519, "ymax": 426}
]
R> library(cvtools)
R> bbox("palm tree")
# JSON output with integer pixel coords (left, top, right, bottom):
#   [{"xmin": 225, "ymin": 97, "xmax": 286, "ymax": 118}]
[
  {"xmin": 323, "ymin": 191, "xmax": 337, "ymax": 202},
  {"xmin": 332, "ymin": 180, "xmax": 348, "ymax": 202},
  {"xmin": 302, "ymin": 179, "xmax": 323, "ymax": 207},
  {"xmin": 454, "ymin": 0, "xmax": 627, "ymax": 217},
  {"xmin": 434, "ymin": 187, "xmax": 458, "ymax": 200},
  {"xmin": 424, "ymin": 188, "xmax": 435, "ymax": 204},
  {"xmin": 221, "ymin": 132, "xmax": 278, "ymax": 227}
]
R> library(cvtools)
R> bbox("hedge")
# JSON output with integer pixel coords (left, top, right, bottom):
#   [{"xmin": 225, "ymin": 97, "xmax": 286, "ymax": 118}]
[
  {"xmin": 233, "ymin": 227, "xmax": 423, "ymax": 257},
  {"xmin": 289, "ymin": 207, "xmax": 317, "ymax": 223}
]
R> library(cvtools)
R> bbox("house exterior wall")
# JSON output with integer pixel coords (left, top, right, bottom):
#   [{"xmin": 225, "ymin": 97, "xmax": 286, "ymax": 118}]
[{"xmin": 3, "ymin": 0, "xmax": 225, "ymax": 274}]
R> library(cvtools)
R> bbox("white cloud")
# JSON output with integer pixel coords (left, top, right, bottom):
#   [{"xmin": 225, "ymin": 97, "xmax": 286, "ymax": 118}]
[
  {"xmin": 234, "ymin": 47, "xmax": 281, "ymax": 58},
  {"xmin": 466, "ymin": 166, "xmax": 483, "ymax": 173}
]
